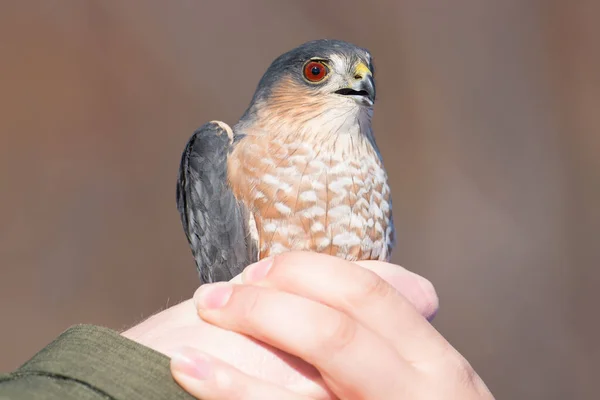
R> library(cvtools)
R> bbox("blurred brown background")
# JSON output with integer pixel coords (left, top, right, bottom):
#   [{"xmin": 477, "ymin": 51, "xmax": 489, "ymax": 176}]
[{"xmin": 0, "ymin": 1, "xmax": 598, "ymax": 398}]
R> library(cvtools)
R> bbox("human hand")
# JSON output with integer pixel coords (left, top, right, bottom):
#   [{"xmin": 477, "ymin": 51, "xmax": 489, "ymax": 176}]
[
  {"xmin": 123, "ymin": 253, "xmax": 439, "ymax": 399},
  {"xmin": 170, "ymin": 252, "xmax": 494, "ymax": 400}
]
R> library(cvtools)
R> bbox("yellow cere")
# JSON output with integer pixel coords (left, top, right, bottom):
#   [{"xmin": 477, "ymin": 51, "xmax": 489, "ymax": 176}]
[{"xmin": 354, "ymin": 62, "xmax": 372, "ymax": 78}]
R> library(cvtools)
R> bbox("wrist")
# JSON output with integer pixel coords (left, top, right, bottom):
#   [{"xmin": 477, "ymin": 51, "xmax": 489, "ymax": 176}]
[{"xmin": 121, "ymin": 299, "xmax": 197, "ymax": 356}]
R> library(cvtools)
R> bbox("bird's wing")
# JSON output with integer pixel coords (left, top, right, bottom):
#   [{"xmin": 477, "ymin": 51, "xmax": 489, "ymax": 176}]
[{"xmin": 176, "ymin": 121, "xmax": 257, "ymax": 283}]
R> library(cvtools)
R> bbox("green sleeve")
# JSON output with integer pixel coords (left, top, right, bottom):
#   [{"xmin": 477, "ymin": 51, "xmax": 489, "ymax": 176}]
[{"xmin": 0, "ymin": 324, "xmax": 197, "ymax": 400}]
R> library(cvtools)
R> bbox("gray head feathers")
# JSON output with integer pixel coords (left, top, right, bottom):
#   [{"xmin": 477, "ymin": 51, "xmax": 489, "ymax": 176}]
[{"xmin": 240, "ymin": 39, "xmax": 374, "ymax": 119}]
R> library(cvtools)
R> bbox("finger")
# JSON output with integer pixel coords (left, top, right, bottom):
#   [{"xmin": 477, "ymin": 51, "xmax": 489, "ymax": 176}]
[
  {"xmin": 352, "ymin": 260, "xmax": 439, "ymax": 321},
  {"xmin": 232, "ymin": 257, "xmax": 439, "ymax": 320},
  {"xmin": 194, "ymin": 282, "xmax": 416, "ymax": 400},
  {"xmin": 171, "ymin": 346, "xmax": 315, "ymax": 400},
  {"xmin": 241, "ymin": 252, "xmax": 446, "ymax": 362}
]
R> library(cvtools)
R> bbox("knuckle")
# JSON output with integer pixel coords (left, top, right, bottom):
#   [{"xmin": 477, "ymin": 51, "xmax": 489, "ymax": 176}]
[
  {"xmin": 213, "ymin": 367, "xmax": 239, "ymax": 394},
  {"xmin": 455, "ymin": 359, "xmax": 479, "ymax": 389},
  {"xmin": 213, "ymin": 366, "xmax": 268, "ymax": 400},
  {"xmin": 235, "ymin": 286, "xmax": 263, "ymax": 323},
  {"xmin": 318, "ymin": 312, "xmax": 358, "ymax": 355},
  {"xmin": 419, "ymin": 351, "xmax": 486, "ymax": 396},
  {"xmin": 351, "ymin": 269, "xmax": 392, "ymax": 302}
]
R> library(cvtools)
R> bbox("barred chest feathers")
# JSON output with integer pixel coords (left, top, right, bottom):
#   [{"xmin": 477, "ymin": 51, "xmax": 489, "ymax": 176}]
[{"xmin": 228, "ymin": 109, "xmax": 395, "ymax": 262}]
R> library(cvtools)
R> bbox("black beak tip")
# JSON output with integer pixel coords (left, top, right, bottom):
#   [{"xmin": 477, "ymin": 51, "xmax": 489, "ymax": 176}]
[{"xmin": 334, "ymin": 84, "xmax": 375, "ymax": 105}]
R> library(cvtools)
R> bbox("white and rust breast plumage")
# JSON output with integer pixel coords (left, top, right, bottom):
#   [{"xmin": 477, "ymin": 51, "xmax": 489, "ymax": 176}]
[
  {"xmin": 229, "ymin": 133, "xmax": 394, "ymax": 262},
  {"xmin": 227, "ymin": 76, "xmax": 395, "ymax": 262}
]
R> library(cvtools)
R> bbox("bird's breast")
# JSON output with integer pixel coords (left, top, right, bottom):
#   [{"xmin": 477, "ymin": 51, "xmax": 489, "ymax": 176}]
[{"xmin": 228, "ymin": 134, "xmax": 394, "ymax": 262}]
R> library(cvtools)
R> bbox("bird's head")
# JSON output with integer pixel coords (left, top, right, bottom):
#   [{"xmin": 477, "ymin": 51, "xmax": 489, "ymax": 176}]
[
  {"xmin": 250, "ymin": 39, "xmax": 375, "ymax": 109},
  {"xmin": 236, "ymin": 40, "xmax": 377, "ymax": 146}
]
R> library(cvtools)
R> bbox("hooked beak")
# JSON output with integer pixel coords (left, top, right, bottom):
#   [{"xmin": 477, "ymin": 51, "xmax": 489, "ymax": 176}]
[{"xmin": 334, "ymin": 62, "xmax": 375, "ymax": 106}]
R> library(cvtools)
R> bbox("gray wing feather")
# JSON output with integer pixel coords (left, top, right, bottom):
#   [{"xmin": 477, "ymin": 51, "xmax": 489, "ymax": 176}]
[{"xmin": 176, "ymin": 122, "xmax": 256, "ymax": 283}]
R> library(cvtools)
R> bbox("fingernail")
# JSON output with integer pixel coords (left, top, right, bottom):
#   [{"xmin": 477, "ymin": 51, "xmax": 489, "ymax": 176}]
[
  {"xmin": 242, "ymin": 256, "xmax": 274, "ymax": 282},
  {"xmin": 417, "ymin": 278, "xmax": 439, "ymax": 322},
  {"xmin": 171, "ymin": 348, "xmax": 211, "ymax": 380},
  {"xmin": 194, "ymin": 283, "xmax": 233, "ymax": 309}
]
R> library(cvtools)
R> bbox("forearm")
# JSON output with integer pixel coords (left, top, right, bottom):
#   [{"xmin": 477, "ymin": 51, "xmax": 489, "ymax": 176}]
[{"xmin": 0, "ymin": 324, "xmax": 195, "ymax": 400}]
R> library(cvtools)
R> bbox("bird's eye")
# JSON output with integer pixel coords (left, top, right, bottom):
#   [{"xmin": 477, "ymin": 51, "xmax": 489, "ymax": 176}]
[{"xmin": 303, "ymin": 61, "xmax": 328, "ymax": 82}]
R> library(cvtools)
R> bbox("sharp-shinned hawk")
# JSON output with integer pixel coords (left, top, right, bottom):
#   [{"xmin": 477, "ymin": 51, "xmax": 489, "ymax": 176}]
[{"xmin": 176, "ymin": 39, "xmax": 395, "ymax": 283}]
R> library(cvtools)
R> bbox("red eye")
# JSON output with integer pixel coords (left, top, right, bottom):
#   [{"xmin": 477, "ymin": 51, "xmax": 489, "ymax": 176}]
[{"xmin": 303, "ymin": 61, "xmax": 327, "ymax": 82}]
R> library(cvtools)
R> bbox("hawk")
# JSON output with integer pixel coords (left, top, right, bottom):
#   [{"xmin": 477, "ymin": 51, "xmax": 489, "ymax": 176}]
[{"xmin": 176, "ymin": 39, "xmax": 395, "ymax": 283}]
